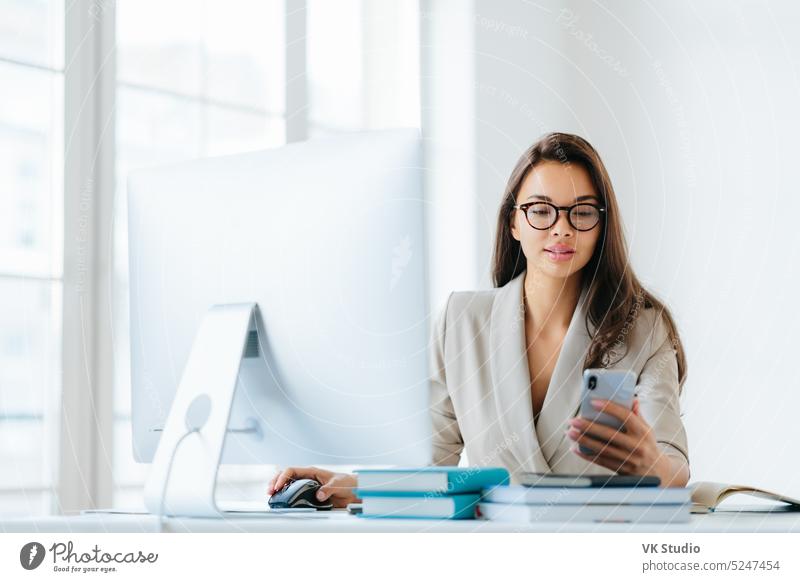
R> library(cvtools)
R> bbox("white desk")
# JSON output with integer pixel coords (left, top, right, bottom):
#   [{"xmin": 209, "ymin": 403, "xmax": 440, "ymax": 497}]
[{"xmin": 2, "ymin": 510, "xmax": 800, "ymax": 533}]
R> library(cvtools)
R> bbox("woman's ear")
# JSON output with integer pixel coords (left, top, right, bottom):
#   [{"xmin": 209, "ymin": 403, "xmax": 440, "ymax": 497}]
[{"xmin": 510, "ymin": 212, "xmax": 520, "ymax": 241}]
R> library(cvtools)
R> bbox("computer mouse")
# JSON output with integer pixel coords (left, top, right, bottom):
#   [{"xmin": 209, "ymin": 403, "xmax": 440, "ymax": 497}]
[{"xmin": 268, "ymin": 478, "xmax": 333, "ymax": 510}]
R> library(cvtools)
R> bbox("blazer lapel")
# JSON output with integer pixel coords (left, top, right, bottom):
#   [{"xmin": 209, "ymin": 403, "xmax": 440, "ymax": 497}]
[
  {"xmin": 490, "ymin": 269, "xmax": 594, "ymax": 474},
  {"xmin": 489, "ymin": 270, "xmax": 550, "ymax": 473}
]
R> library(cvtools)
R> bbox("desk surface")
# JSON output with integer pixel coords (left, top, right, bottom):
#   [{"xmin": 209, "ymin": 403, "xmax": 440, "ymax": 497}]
[{"xmin": 2, "ymin": 509, "xmax": 800, "ymax": 533}]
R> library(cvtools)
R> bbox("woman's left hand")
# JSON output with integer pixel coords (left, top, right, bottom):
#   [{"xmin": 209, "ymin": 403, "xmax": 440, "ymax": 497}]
[{"xmin": 566, "ymin": 397, "xmax": 670, "ymax": 483}]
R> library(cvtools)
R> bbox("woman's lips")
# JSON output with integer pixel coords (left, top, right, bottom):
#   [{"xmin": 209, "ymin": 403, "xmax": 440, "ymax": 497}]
[{"xmin": 544, "ymin": 249, "xmax": 575, "ymax": 262}]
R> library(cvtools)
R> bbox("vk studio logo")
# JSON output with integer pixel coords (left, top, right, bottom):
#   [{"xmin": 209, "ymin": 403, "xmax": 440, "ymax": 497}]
[
  {"xmin": 19, "ymin": 540, "xmax": 158, "ymax": 574},
  {"xmin": 20, "ymin": 542, "xmax": 46, "ymax": 570}
]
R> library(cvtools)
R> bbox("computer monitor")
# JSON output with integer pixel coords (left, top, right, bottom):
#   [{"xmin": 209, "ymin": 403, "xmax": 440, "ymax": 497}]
[{"xmin": 127, "ymin": 129, "xmax": 432, "ymax": 493}]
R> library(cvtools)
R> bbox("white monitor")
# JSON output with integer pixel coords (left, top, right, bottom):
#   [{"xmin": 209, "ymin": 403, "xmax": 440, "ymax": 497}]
[{"xmin": 127, "ymin": 129, "xmax": 432, "ymax": 486}]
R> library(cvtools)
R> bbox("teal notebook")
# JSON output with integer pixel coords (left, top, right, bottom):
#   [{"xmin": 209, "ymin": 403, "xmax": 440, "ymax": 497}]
[
  {"xmin": 354, "ymin": 466, "xmax": 510, "ymax": 494},
  {"xmin": 357, "ymin": 493, "xmax": 481, "ymax": 520}
]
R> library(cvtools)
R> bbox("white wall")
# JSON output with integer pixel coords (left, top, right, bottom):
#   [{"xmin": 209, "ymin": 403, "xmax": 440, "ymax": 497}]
[
  {"xmin": 421, "ymin": 0, "xmax": 478, "ymax": 310},
  {"xmin": 423, "ymin": 0, "xmax": 800, "ymax": 494}
]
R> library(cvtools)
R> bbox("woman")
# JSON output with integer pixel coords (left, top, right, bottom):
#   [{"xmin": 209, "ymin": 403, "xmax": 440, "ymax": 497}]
[{"xmin": 267, "ymin": 132, "xmax": 690, "ymax": 507}]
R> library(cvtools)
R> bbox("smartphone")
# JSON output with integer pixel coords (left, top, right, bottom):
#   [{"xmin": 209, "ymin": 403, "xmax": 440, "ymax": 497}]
[{"xmin": 577, "ymin": 368, "xmax": 637, "ymax": 455}]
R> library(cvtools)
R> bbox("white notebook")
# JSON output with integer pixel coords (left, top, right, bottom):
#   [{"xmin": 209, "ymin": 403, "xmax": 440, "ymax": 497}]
[
  {"xmin": 478, "ymin": 502, "xmax": 691, "ymax": 523},
  {"xmin": 483, "ymin": 485, "xmax": 690, "ymax": 506}
]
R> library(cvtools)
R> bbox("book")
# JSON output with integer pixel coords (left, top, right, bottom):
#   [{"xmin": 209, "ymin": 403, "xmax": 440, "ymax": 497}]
[
  {"xmin": 358, "ymin": 493, "xmax": 481, "ymax": 519},
  {"xmin": 519, "ymin": 472, "xmax": 660, "ymax": 488},
  {"xmin": 477, "ymin": 501, "xmax": 691, "ymax": 523},
  {"xmin": 482, "ymin": 484, "xmax": 691, "ymax": 506},
  {"xmin": 690, "ymin": 481, "xmax": 800, "ymax": 514},
  {"xmin": 354, "ymin": 466, "xmax": 510, "ymax": 494}
]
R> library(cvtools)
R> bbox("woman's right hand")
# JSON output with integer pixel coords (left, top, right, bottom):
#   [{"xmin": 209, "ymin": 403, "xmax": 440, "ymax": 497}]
[{"xmin": 267, "ymin": 466, "xmax": 360, "ymax": 508}]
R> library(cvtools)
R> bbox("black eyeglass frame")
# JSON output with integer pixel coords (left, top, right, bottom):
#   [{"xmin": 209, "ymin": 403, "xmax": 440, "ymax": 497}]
[{"xmin": 513, "ymin": 201, "xmax": 607, "ymax": 231}]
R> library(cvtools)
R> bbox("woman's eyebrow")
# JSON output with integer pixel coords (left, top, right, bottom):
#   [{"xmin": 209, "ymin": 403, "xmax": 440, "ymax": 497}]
[{"xmin": 526, "ymin": 193, "xmax": 599, "ymax": 202}]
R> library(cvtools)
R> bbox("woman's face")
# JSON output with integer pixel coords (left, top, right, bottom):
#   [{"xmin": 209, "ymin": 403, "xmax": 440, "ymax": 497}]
[{"xmin": 510, "ymin": 160, "xmax": 602, "ymax": 281}]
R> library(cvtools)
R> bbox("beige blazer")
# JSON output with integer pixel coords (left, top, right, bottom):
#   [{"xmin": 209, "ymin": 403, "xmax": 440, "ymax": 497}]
[{"xmin": 429, "ymin": 269, "xmax": 690, "ymax": 484}]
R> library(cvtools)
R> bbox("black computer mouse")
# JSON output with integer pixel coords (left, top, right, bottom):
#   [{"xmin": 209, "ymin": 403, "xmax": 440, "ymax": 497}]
[{"xmin": 268, "ymin": 478, "xmax": 333, "ymax": 510}]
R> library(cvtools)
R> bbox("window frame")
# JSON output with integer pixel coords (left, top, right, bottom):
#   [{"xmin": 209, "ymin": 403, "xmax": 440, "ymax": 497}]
[{"xmin": 57, "ymin": 0, "xmax": 117, "ymax": 515}]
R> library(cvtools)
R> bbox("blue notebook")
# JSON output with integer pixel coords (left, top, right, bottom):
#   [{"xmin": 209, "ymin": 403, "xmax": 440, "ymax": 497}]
[
  {"xmin": 354, "ymin": 466, "xmax": 510, "ymax": 494},
  {"xmin": 357, "ymin": 492, "xmax": 481, "ymax": 520}
]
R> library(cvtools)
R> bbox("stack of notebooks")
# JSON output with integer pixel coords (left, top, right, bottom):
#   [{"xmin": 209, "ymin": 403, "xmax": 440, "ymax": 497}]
[
  {"xmin": 477, "ymin": 473, "xmax": 692, "ymax": 524},
  {"xmin": 353, "ymin": 467, "xmax": 510, "ymax": 519}
]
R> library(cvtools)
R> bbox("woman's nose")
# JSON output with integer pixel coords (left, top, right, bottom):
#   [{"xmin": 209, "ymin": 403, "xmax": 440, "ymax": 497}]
[{"xmin": 550, "ymin": 210, "xmax": 574, "ymax": 235}]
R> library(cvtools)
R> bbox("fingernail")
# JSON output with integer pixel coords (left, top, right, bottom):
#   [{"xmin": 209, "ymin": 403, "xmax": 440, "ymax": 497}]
[
  {"xmin": 591, "ymin": 399, "xmax": 602, "ymax": 408},
  {"xmin": 316, "ymin": 490, "xmax": 326, "ymax": 501}
]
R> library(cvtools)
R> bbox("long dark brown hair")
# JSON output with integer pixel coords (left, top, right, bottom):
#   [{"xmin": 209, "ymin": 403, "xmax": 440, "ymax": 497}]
[{"xmin": 492, "ymin": 132, "xmax": 687, "ymax": 391}]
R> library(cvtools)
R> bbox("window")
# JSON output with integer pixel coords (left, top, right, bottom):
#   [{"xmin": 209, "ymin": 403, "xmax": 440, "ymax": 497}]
[
  {"xmin": 0, "ymin": 0, "xmax": 64, "ymax": 517},
  {"xmin": 0, "ymin": 0, "xmax": 419, "ymax": 515},
  {"xmin": 307, "ymin": 0, "xmax": 420, "ymax": 134}
]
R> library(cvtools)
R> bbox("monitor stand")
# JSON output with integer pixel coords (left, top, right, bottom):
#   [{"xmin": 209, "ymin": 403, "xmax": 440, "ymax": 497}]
[{"xmin": 143, "ymin": 303, "xmax": 265, "ymax": 519}]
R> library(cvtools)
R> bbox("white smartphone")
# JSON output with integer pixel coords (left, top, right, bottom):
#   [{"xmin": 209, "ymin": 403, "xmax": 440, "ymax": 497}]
[{"xmin": 577, "ymin": 368, "xmax": 637, "ymax": 455}]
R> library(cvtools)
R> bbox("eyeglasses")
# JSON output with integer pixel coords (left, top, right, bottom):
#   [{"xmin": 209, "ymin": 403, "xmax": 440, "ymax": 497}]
[{"xmin": 513, "ymin": 201, "xmax": 606, "ymax": 231}]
